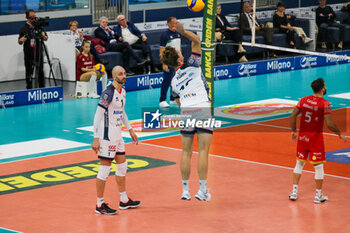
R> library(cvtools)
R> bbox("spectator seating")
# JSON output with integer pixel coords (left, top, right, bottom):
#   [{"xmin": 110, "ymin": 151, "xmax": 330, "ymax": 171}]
[
  {"xmin": 335, "ymin": 11, "xmax": 350, "ymax": 43},
  {"xmin": 144, "ymin": 29, "xmax": 194, "ymax": 67},
  {"xmin": 216, "ymin": 18, "xmax": 310, "ymax": 62}
]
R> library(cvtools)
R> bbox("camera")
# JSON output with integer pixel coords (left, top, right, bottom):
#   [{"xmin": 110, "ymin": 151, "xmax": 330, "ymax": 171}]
[{"xmin": 32, "ymin": 16, "xmax": 50, "ymax": 29}]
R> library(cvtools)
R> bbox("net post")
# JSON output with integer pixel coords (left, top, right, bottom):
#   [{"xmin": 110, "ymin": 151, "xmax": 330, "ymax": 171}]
[{"xmin": 201, "ymin": 0, "xmax": 217, "ymax": 115}]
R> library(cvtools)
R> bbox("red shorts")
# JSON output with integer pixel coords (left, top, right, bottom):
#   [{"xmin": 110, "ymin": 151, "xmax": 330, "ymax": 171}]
[{"xmin": 296, "ymin": 148, "xmax": 325, "ymax": 164}]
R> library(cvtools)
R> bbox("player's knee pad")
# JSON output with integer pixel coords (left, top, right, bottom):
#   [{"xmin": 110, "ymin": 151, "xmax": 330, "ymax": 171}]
[
  {"xmin": 116, "ymin": 161, "xmax": 128, "ymax": 177},
  {"xmin": 293, "ymin": 160, "xmax": 305, "ymax": 174},
  {"xmin": 97, "ymin": 165, "xmax": 111, "ymax": 181},
  {"xmin": 314, "ymin": 163, "xmax": 324, "ymax": 180}
]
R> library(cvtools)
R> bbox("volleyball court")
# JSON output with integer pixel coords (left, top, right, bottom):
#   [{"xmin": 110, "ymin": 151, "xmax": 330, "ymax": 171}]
[{"xmin": 2, "ymin": 5, "xmax": 350, "ymax": 233}]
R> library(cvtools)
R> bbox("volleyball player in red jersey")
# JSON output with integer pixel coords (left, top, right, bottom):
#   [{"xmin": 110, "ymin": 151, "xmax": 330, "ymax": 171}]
[{"xmin": 289, "ymin": 78, "xmax": 347, "ymax": 203}]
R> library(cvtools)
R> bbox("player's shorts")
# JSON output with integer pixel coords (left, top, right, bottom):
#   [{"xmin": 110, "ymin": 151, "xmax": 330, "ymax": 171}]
[
  {"xmin": 180, "ymin": 103, "xmax": 213, "ymax": 135},
  {"xmin": 98, "ymin": 139, "xmax": 125, "ymax": 161},
  {"xmin": 296, "ymin": 148, "xmax": 325, "ymax": 164}
]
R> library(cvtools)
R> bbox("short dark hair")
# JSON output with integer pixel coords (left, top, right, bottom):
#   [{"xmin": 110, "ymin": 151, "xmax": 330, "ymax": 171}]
[
  {"xmin": 25, "ymin": 9, "xmax": 35, "ymax": 18},
  {"xmin": 311, "ymin": 78, "xmax": 325, "ymax": 93},
  {"xmin": 167, "ymin": 17, "xmax": 176, "ymax": 24},
  {"xmin": 161, "ymin": 46, "xmax": 179, "ymax": 68},
  {"xmin": 277, "ymin": 1, "xmax": 285, "ymax": 8}
]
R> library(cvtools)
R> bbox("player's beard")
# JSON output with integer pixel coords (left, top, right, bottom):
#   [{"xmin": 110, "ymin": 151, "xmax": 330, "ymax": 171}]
[
  {"xmin": 116, "ymin": 78, "xmax": 126, "ymax": 84},
  {"xmin": 323, "ymin": 88, "xmax": 327, "ymax": 95}
]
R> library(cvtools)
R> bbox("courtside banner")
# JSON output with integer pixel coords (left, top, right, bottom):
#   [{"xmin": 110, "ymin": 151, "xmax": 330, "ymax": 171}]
[
  {"xmin": 97, "ymin": 51, "xmax": 350, "ymax": 94},
  {"xmin": 0, "ymin": 86, "xmax": 63, "ymax": 109},
  {"xmin": 125, "ymin": 73, "xmax": 164, "ymax": 91}
]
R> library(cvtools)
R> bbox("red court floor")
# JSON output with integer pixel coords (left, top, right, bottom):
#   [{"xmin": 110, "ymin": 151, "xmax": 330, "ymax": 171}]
[{"xmin": 1, "ymin": 112, "xmax": 350, "ymax": 233}]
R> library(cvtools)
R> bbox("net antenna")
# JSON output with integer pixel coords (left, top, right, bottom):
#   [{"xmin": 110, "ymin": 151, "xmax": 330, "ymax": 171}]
[{"xmin": 251, "ymin": 0, "xmax": 256, "ymax": 46}]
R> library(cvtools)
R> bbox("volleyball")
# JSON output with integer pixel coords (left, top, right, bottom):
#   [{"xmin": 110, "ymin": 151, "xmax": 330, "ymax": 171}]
[
  {"xmin": 187, "ymin": 0, "xmax": 205, "ymax": 12},
  {"xmin": 95, "ymin": 63, "xmax": 105, "ymax": 74}
]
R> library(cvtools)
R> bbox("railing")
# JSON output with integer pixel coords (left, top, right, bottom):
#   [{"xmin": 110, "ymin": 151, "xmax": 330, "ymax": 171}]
[{"xmin": 93, "ymin": 0, "xmax": 128, "ymax": 23}]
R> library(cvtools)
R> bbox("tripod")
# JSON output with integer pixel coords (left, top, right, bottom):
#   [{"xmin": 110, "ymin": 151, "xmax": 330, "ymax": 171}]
[{"xmin": 32, "ymin": 32, "xmax": 58, "ymax": 88}]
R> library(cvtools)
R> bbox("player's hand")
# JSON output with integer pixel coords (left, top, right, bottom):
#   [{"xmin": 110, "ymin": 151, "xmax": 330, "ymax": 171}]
[
  {"xmin": 162, "ymin": 63, "xmax": 169, "ymax": 72},
  {"xmin": 291, "ymin": 131, "xmax": 298, "ymax": 143},
  {"xmin": 92, "ymin": 138, "xmax": 100, "ymax": 153},
  {"xmin": 175, "ymin": 21, "xmax": 185, "ymax": 34},
  {"xmin": 141, "ymin": 34, "xmax": 147, "ymax": 42},
  {"xmin": 19, "ymin": 36, "xmax": 27, "ymax": 43},
  {"xmin": 129, "ymin": 129, "xmax": 139, "ymax": 145},
  {"xmin": 319, "ymin": 13, "xmax": 324, "ymax": 17},
  {"xmin": 340, "ymin": 134, "xmax": 347, "ymax": 142}
]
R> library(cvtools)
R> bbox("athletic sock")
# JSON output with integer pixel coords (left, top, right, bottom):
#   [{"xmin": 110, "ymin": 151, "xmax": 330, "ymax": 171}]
[
  {"xmin": 182, "ymin": 180, "xmax": 189, "ymax": 192},
  {"xmin": 120, "ymin": 191, "xmax": 128, "ymax": 203},
  {"xmin": 316, "ymin": 189, "xmax": 322, "ymax": 197},
  {"xmin": 199, "ymin": 180, "xmax": 207, "ymax": 193},
  {"xmin": 292, "ymin": 184, "xmax": 298, "ymax": 193},
  {"xmin": 97, "ymin": 197, "xmax": 104, "ymax": 207}
]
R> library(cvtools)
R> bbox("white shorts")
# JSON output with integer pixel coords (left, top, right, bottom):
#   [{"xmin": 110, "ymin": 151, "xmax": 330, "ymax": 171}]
[
  {"xmin": 98, "ymin": 139, "xmax": 125, "ymax": 161},
  {"xmin": 180, "ymin": 102, "xmax": 213, "ymax": 135}
]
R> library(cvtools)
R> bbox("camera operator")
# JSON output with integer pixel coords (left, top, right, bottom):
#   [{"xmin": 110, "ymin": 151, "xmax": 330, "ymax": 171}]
[{"xmin": 18, "ymin": 9, "xmax": 48, "ymax": 89}]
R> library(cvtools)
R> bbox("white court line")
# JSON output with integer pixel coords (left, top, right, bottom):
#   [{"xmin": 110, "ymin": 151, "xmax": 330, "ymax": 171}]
[
  {"xmin": 140, "ymin": 142, "xmax": 350, "ymax": 181},
  {"xmin": 253, "ymin": 122, "xmax": 350, "ymax": 138},
  {"xmin": 0, "ymin": 138, "xmax": 89, "ymax": 160}
]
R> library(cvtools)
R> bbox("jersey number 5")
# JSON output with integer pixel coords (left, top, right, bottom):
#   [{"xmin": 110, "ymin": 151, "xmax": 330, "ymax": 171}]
[{"xmin": 305, "ymin": 111, "xmax": 312, "ymax": 123}]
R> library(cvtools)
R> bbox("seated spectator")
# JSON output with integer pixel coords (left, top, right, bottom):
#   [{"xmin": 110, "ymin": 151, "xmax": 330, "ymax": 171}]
[
  {"xmin": 341, "ymin": 1, "xmax": 350, "ymax": 24},
  {"xmin": 216, "ymin": 4, "xmax": 248, "ymax": 63},
  {"xmin": 239, "ymin": 1, "xmax": 277, "ymax": 58},
  {"xmin": 76, "ymin": 40, "xmax": 107, "ymax": 98},
  {"xmin": 273, "ymin": 2, "xmax": 297, "ymax": 49},
  {"xmin": 316, "ymin": 0, "xmax": 345, "ymax": 49},
  {"xmin": 94, "ymin": 16, "xmax": 146, "ymax": 75},
  {"xmin": 113, "ymin": 15, "xmax": 155, "ymax": 73},
  {"xmin": 67, "ymin": 20, "xmax": 107, "ymax": 65}
]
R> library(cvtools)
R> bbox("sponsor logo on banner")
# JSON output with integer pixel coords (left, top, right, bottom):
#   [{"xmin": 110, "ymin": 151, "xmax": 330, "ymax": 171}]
[
  {"xmin": 27, "ymin": 89, "xmax": 60, "ymax": 102},
  {"xmin": 0, "ymin": 87, "xmax": 63, "ymax": 109},
  {"xmin": 325, "ymin": 52, "xmax": 350, "ymax": 64},
  {"xmin": 238, "ymin": 64, "xmax": 257, "ymax": 76},
  {"xmin": 326, "ymin": 148, "xmax": 350, "ymax": 165},
  {"xmin": 0, "ymin": 156, "xmax": 175, "ymax": 195},
  {"xmin": 214, "ymin": 66, "xmax": 230, "ymax": 79},
  {"xmin": 0, "ymin": 94, "xmax": 15, "ymax": 107},
  {"xmin": 300, "ymin": 56, "xmax": 318, "ymax": 68},
  {"xmin": 214, "ymin": 98, "xmax": 297, "ymax": 120},
  {"xmin": 267, "ymin": 59, "xmax": 293, "ymax": 71}
]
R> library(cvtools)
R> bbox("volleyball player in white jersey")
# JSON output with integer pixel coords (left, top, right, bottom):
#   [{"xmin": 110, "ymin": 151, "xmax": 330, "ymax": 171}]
[
  {"xmin": 92, "ymin": 65, "xmax": 140, "ymax": 215},
  {"xmin": 161, "ymin": 22, "xmax": 212, "ymax": 201}
]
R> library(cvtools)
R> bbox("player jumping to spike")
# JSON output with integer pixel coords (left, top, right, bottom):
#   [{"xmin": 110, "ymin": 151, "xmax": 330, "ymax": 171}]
[
  {"xmin": 161, "ymin": 22, "xmax": 213, "ymax": 201},
  {"xmin": 289, "ymin": 78, "xmax": 347, "ymax": 203}
]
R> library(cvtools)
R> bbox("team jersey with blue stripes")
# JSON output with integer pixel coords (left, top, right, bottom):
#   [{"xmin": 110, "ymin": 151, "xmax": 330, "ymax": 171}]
[
  {"xmin": 97, "ymin": 85, "xmax": 127, "ymax": 141},
  {"xmin": 171, "ymin": 53, "xmax": 210, "ymax": 107}
]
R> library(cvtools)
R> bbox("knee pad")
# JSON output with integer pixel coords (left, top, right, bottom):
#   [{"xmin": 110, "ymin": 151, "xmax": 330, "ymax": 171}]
[
  {"xmin": 97, "ymin": 165, "xmax": 111, "ymax": 181},
  {"xmin": 293, "ymin": 160, "xmax": 305, "ymax": 174},
  {"xmin": 314, "ymin": 163, "xmax": 324, "ymax": 180},
  {"xmin": 116, "ymin": 161, "xmax": 128, "ymax": 177}
]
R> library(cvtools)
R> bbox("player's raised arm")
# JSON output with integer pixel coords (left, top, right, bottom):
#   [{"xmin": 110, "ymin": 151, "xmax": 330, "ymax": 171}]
[
  {"xmin": 176, "ymin": 22, "xmax": 201, "ymax": 54},
  {"xmin": 324, "ymin": 114, "xmax": 347, "ymax": 142}
]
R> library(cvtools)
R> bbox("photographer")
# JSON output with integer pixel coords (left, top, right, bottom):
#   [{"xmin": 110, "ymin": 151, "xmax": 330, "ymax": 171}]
[{"xmin": 18, "ymin": 9, "xmax": 48, "ymax": 89}]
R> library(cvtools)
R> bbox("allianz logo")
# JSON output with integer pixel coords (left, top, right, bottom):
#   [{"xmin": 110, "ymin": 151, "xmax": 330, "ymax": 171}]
[
  {"xmin": 0, "ymin": 94, "xmax": 14, "ymax": 101},
  {"xmin": 267, "ymin": 60, "xmax": 292, "ymax": 70},
  {"xmin": 300, "ymin": 56, "xmax": 317, "ymax": 68},
  {"xmin": 214, "ymin": 68, "xmax": 229, "ymax": 78},
  {"xmin": 238, "ymin": 64, "xmax": 257, "ymax": 76}
]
